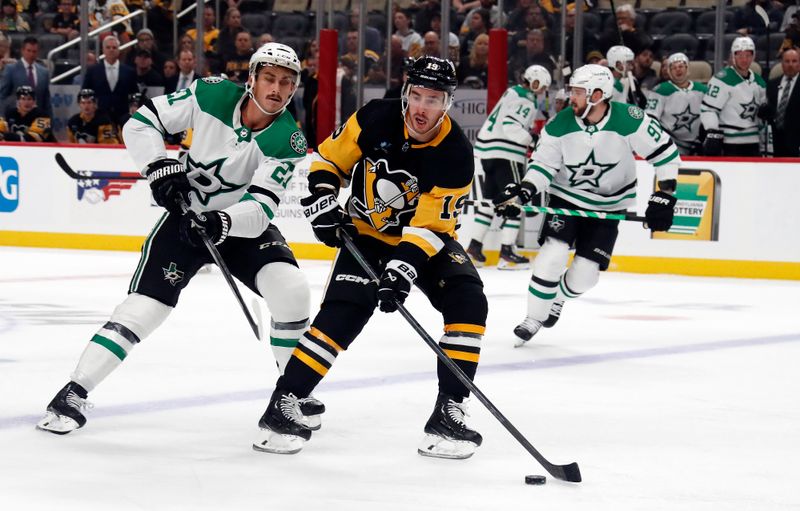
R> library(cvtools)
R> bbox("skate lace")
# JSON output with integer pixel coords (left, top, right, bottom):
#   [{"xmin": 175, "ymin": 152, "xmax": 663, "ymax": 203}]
[
  {"xmin": 446, "ymin": 399, "xmax": 470, "ymax": 427},
  {"xmin": 520, "ymin": 317, "xmax": 542, "ymax": 331},
  {"xmin": 279, "ymin": 393, "xmax": 304, "ymax": 423},
  {"xmin": 66, "ymin": 391, "xmax": 93, "ymax": 413}
]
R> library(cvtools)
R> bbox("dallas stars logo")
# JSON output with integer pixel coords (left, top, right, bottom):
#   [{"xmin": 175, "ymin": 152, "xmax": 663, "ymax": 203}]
[
  {"xmin": 185, "ymin": 156, "xmax": 245, "ymax": 205},
  {"xmin": 739, "ymin": 97, "xmax": 759, "ymax": 121},
  {"xmin": 162, "ymin": 262, "xmax": 184, "ymax": 286},
  {"xmin": 671, "ymin": 105, "xmax": 699, "ymax": 132},
  {"xmin": 565, "ymin": 150, "xmax": 617, "ymax": 188}
]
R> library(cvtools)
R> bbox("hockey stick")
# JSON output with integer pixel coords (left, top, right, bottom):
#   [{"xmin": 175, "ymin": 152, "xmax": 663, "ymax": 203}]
[
  {"xmin": 464, "ymin": 199, "xmax": 646, "ymax": 222},
  {"xmin": 55, "ymin": 152, "xmax": 144, "ymax": 181},
  {"xmin": 339, "ymin": 231, "xmax": 582, "ymax": 483}
]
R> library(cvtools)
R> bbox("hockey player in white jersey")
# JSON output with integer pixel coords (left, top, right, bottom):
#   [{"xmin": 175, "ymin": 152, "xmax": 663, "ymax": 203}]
[
  {"xmin": 37, "ymin": 43, "xmax": 322, "ymax": 434},
  {"xmin": 493, "ymin": 64, "xmax": 680, "ymax": 346},
  {"xmin": 468, "ymin": 65, "xmax": 551, "ymax": 270},
  {"xmin": 607, "ymin": 45, "xmax": 646, "ymax": 108},
  {"xmin": 646, "ymin": 52, "xmax": 708, "ymax": 155},
  {"xmin": 700, "ymin": 36, "xmax": 766, "ymax": 157}
]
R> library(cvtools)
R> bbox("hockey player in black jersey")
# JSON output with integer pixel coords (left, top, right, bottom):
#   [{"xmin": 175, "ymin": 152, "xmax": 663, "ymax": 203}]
[
  {"xmin": 0, "ymin": 86, "xmax": 54, "ymax": 142},
  {"xmin": 254, "ymin": 56, "xmax": 488, "ymax": 459},
  {"xmin": 67, "ymin": 89, "xmax": 121, "ymax": 144}
]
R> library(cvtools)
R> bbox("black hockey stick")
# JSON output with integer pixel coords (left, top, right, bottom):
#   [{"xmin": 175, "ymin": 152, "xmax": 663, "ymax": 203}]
[
  {"xmin": 340, "ymin": 231, "xmax": 582, "ymax": 483},
  {"xmin": 465, "ymin": 199, "xmax": 646, "ymax": 222},
  {"xmin": 55, "ymin": 152, "xmax": 145, "ymax": 181}
]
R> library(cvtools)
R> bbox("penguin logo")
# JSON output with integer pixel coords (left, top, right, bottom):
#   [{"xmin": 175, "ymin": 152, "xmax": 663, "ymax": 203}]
[{"xmin": 351, "ymin": 158, "xmax": 419, "ymax": 232}]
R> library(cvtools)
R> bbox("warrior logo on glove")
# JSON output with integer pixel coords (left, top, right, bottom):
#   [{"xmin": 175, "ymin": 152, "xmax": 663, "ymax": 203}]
[{"xmin": 351, "ymin": 158, "xmax": 420, "ymax": 231}]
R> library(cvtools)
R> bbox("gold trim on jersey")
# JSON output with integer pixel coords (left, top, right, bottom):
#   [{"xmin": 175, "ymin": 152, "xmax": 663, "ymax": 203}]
[
  {"xmin": 403, "ymin": 184, "xmax": 471, "ymax": 242},
  {"xmin": 308, "ymin": 326, "xmax": 344, "ymax": 352},
  {"xmin": 310, "ymin": 116, "xmax": 364, "ymax": 184},
  {"xmin": 402, "ymin": 226, "xmax": 444, "ymax": 257},
  {"xmin": 293, "ymin": 349, "xmax": 329, "ymax": 376},
  {"xmin": 444, "ymin": 323, "xmax": 486, "ymax": 335},
  {"xmin": 442, "ymin": 349, "xmax": 480, "ymax": 363}
]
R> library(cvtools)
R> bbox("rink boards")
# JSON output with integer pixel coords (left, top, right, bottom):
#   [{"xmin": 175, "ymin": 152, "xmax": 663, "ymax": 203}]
[{"xmin": 0, "ymin": 142, "xmax": 797, "ymax": 280}]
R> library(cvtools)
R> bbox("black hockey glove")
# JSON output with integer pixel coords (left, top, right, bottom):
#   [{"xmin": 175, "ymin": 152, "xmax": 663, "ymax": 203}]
[
  {"xmin": 146, "ymin": 158, "xmax": 192, "ymax": 214},
  {"xmin": 757, "ymin": 104, "xmax": 775, "ymax": 121},
  {"xmin": 377, "ymin": 260, "xmax": 417, "ymax": 313},
  {"xmin": 179, "ymin": 210, "xmax": 231, "ymax": 247},
  {"xmin": 702, "ymin": 130, "xmax": 724, "ymax": 157},
  {"xmin": 493, "ymin": 181, "xmax": 538, "ymax": 218},
  {"xmin": 645, "ymin": 191, "xmax": 677, "ymax": 232},
  {"xmin": 300, "ymin": 190, "xmax": 358, "ymax": 248}
]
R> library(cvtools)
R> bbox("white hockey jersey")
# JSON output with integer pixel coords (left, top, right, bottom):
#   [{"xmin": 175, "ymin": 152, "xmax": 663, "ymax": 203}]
[
  {"xmin": 700, "ymin": 66, "xmax": 766, "ymax": 145},
  {"xmin": 474, "ymin": 84, "xmax": 537, "ymax": 163},
  {"xmin": 646, "ymin": 80, "xmax": 707, "ymax": 154},
  {"xmin": 123, "ymin": 77, "xmax": 308, "ymax": 238},
  {"xmin": 523, "ymin": 102, "xmax": 681, "ymax": 211}
]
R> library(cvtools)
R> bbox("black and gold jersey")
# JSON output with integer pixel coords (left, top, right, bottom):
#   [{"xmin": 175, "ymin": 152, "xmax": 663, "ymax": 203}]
[
  {"xmin": 0, "ymin": 107, "xmax": 54, "ymax": 142},
  {"xmin": 310, "ymin": 98, "xmax": 474, "ymax": 263},
  {"xmin": 67, "ymin": 113, "xmax": 120, "ymax": 144}
]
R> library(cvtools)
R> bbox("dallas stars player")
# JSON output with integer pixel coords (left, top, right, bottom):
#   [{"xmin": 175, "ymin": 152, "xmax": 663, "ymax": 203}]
[
  {"xmin": 37, "ymin": 43, "xmax": 318, "ymax": 435},
  {"xmin": 645, "ymin": 53, "xmax": 707, "ymax": 155},
  {"xmin": 254, "ymin": 56, "xmax": 488, "ymax": 459},
  {"xmin": 494, "ymin": 64, "xmax": 680, "ymax": 346},
  {"xmin": 607, "ymin": 45, "xmax": 646, "ymax": 108},
  {"xmin": 700, "ymin": 36, "xmax": 766, "ymax": 157},
  {"xmin": 468, "ymin": 65, "xmax": 551, "ymax": 270}
]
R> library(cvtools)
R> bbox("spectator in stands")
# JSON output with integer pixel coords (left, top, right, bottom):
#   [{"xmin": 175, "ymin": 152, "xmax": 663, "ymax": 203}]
[
  {"xmin": 460, "ymin": 8, "xmax": 490, "ymax": 64},
  {"xmin": 764, "ymin": 47, "xmax": 800, "ymax": 156},
  {"xmin": 0, "ymin": 34, "xmax": 14, "ymax": 75},
  {"xmin": 657, "ymin": 55, "xmax": 670, "ymax": 85},
  {"xmin": 0, "ymin": 0, "xmax": 29, "ymax": 32},
  {"xmin": 224, "ymin": 30, "xmax": 253, "ymax": 83},
  {"xmin": 0, "ymin": 85, "xmax": 53, "ymax": 142},
  {"xmin": 258, "ymin": 33, "xmax": 274, "ymax": 46},
  {"xmin": 125, "ymin": 29, "xmax": 166, "ymax": 73},
  {"xmin": 507, "ymin": 0, "xmax": 534, "ymax": 33},
  {"xmin": 163, "ymin": 58, "xmax": 177, "ymax": 81},
  {"xmin": 134, "ymin": 49, "xmax": 165, "ymax": 91},
  {"xmin": 345, "ymin": 5, "xmax": 383, "ymax": 55},
  {"xmin": 633, "ymin": 47, "xmax": 658, "ymax": 91},
  {"xmin": 146, "ymin": 0, "xmax": 175, "ymax": 49},
  {"xmin": 560, "ymin": 7, "xmax": 599, "ymax": 69},
  {"xmin": 185, "ymin": 5, "xmax": 220, "ymax": 53},
  {"xmin": 179, "ymin": 34, "xmax": 195, "ymax": 54},
  {"xmin": 453, "ymin": 0, "xmax": 480, "ymax": 15},
  {"xmin": 73, "ymin": 52, "xmax": 97, "ymax": 84},
  {"xmin": 414, "ymin": 0, "xmax": 457, "ymax": 35},
  {"xmin": 394, "ymin": 10, "xmax": 423, "ymax": 58},
  {"xmin": 734, "ymin": 0, "xmax": 784, "ymax": 36},
  {"xmin": 165, "ymin": 50, "xmax": 197, "ymax": 94},
  {"xmin": 781, "ymin": 2, "xmax": 799, "ymax": 31},
  {"xmin": 0, "ymin": 36, "xmax": 50, "ymax": 115},
  {"xmin": 67, "ymin": 88, "xmax": 120, "ymax": 144},
  {"xmin": 366, "ymin": 34, "xmax": 405, "ymax": 88},
  {"xmin": 510, "ymin": 5, "xmax": 553, "ymax": 59},
  {"xmin": 510, "ymin": 29, "xmax": 556, "ymax": 81},
  {"xmin": 82, "ymin": 35, "xmax": 138, "ymax": 124},
  {"xmin": 599, "ymin": 3, "xmax": 651, "ymax": 55},
  {"xmin": 216, "ymin": 7, "xmax": 243, "ymax": 60},
  {"xmin": 429, "ymin": 12, "xmax": 460, "ymax": 64},
  {"xmin": 89, "ymin": 0, "xmax": 132, "ymax": 41},
  {"xmin": 51, "ymin": 0, "xmax": 79, "ymax": 40},
  {"xmin": 422, "ymin": 31, "xmax": 441, "ymax": 57},
  {"xmin": 341, "ymin": 29, "xmax": 380, "ymax": 79},
  {"xmin": 586, "ymin": 50, "xmax": 604, "ymax": 65},
  {"xmin": 458, "ymin": 32, "xmax": 489, "ymax": 88},
  {"xmin": 461, "ymin": 0, "xmax": 505, "ymax": 34},
  {"xmin": 300, "ymin": 42, "xmax": 318, "ymax": 149}
]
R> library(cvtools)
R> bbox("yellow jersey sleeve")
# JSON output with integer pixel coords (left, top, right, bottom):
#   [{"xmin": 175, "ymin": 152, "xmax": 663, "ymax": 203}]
[{"xmin": 309, "ymin": 114, "xmax": 363, "ymax": 190}]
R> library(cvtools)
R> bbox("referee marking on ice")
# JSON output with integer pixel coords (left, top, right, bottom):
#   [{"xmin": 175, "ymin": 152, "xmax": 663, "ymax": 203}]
[{"xmin": 2, "ymin": 332, "xmax": 798, "ymax": 430}]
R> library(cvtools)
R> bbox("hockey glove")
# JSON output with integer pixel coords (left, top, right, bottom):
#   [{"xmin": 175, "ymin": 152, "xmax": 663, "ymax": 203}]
[
  {"xmin": 702, "ymin": 130, "xmax": 724, "ymax": 157},
  {"xmin": 645, "ymin": 191, "xmax": 677, "ymax": 232},
  {"xmin": 757, "ymin": 104, "xmax": 775, "ymax": 121},
  {"xmin": 377, "ymin": 260, "xmax": 417, "ymax": 313},
  {"xmin": 179, "ymin": 210, "xmax": 231, "ymax": 247},
  {"xmin": 493, "ymin": 181, "xmax": 538, "ymax": 218},
  {"xmin": 146, "ymin": 158, "xmax": 192, "ymax": 214},
  {"xmin": 300, "ymin": 190, "xmax": 358, "ymax": 248}
]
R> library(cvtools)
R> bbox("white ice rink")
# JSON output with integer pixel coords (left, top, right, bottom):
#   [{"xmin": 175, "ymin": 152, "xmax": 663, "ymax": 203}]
[{"xmin": 1, "ymin": 247, "xmax": 798, "ymax": 510}]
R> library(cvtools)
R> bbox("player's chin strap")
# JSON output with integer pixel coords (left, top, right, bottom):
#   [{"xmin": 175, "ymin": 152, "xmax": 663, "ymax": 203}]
[
  {"xmin": 581, "ymin": 97, "xmax": 602, "ymax": 120},
  {"xmin": 401, "ymin": 84, "xmax": 454, "ymax": 139}
]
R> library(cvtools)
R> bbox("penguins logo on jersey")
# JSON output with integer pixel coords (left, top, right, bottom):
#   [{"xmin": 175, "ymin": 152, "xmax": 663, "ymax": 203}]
[{"xmin": 350, "ymin": 158, "xmax": 420, "ymax": 231}]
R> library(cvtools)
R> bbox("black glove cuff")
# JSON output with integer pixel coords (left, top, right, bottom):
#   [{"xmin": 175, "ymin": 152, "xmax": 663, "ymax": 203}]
[
  {"xmin": 706, "ymin": 130, "xmax": 723, "ymax": 140},
  {"xmin": 214, "ymin": 211, "xmax": 231, "ymax": 245},
  {"xmin": 146, "ymin": 159, "xmax": 184, "ymax": 184}
]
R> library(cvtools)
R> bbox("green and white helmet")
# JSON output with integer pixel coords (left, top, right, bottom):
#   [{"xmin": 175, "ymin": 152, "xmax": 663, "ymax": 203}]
[{"xmin": 731, "ymin": 36, "xmax": 755, "ymax": 55}]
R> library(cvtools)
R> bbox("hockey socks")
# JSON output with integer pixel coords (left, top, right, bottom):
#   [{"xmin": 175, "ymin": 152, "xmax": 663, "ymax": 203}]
[
  {"xmin": 71, "ymin": 321, "xmax": 140, "ymax": 392},
  {"xmin": 269, "ymin": 318, "xmax": 309, "ymax": 375},
  {"xmin": 437, "ymin": 324, "xmax": 484, "ymax": 400}
]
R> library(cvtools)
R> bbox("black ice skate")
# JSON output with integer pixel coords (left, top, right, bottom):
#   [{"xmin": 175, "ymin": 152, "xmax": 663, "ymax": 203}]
[
  {"xmin": 299, "ymin": 394, "xmax": 325, "ymax": 431},
  {"xmin": 497, "ymin": 244, "xmax": 530, "ymax": 270},
  {"xmin": 418, "ymin": 393, "xmax": 483, "ymax": 459},
  {"xmin": 36, "ymin": 382, "xmax": 92, "ymax": 435},
  {"xmin": 513, "ymin": 317, "xmax": 543, "ymax": 347},
  {"xmin": 253, "ymin": 389, "xmax": 312, "ymax": 454},
  {"xmin": 466, "ymin": 240, "xmax": 487, "ymax": 267},
  {"xmin": 542, "ymin": 299, "xmax": 564, "ymax": 328}
]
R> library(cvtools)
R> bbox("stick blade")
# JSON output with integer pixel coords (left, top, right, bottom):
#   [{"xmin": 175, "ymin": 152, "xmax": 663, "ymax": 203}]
[{"xmin": 552, "ymin": 462, "xmax": 582, "ymax": 483}]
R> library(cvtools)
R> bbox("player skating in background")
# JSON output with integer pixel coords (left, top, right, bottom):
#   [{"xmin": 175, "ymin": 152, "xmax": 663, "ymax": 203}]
[
  {"xmin": 37, "ymin": 43, "xmax": 319, "ymax": 434},
  {"xmin": 645, "ymin": 52, "xmax": 707, "ymax": 155},
  {"xmin": 493, "ymin": 64, "xmax": 680, "ymax": 346},
  {"xmin": 468, "ymin": 65, "xmax": 551, "ymax": 270},
  {"xmin": 254, "ymin": 56, "xmax": 488, "ymax": 460}
]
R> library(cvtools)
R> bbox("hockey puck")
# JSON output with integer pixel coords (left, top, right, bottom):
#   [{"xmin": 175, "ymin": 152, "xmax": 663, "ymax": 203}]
[{"xmin": 525, "ymin": 475, "xmax": 546, "ymax": 485}]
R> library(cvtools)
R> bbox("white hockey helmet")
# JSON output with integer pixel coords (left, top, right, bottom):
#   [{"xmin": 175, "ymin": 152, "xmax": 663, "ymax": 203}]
[
  {"xmin": 555, "ymin": 88, "xmax": 568, "ymax": 101},
  {"xmin": 248, "ymin": 42, "xmax": 302, "ymax": 86},
  {"xmin": 607, "ymin": 45, "xmax": 635, "ymax": 73},
  {"xmin": 731, "ymin": 36, "xmax": 756, "ymax": 55},
  {"xmin": 569, "ymin": 64, "xmax": 614, "ymax": 100},
  {"xmin": 666, "ymin": 52, "xmax": 690, "ymax": 82},
  {"xmin": 522, "ymin": 65, "xmax": 552, "ymax": 92}
]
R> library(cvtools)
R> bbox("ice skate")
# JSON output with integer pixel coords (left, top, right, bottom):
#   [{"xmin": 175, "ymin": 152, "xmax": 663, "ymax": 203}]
[
  {"xmin": 418, "ymin": 393, "xmax": 482, "ymax": 459},
  {"xmin": 497, "ymin": 244, "xmax": 530, "ymax": 270},
  {"xmin": 466, "ymin": 240, "xmax": 487, "ymax": 267},
  {"xmin": 299, "ymin": 394, "xmax": 325, "ymax": 431},
  {"xmin": 542, "ymin": 299, "xmax": 564, "ymax": 328},
  {"xmin": 513, "ymin": 317, "xmax": 543, "ymax": 347},
  {"xmin": 36, "ymin": 382, "xmax": 92, "ymax": 435},
  {"xmin": 253, "ymin": 389, "xmax": 312, "ymax": 454}
]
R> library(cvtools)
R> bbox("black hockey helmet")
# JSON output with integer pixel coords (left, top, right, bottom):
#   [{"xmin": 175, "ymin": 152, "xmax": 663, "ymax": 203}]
[
  {"xmin": 405, "ymin": 56, "xmax": 457, "ymax": 96},
  {"xmin": 15, "ymin": 85, "xmax": 34, "ymax": 98},
  {"xmin": 128, "ymin": 92, "xmax": 145, "ymax": 107},
  {"xmin": 77, "ymin": 88, "xmax": 97, "ymax": 102}
]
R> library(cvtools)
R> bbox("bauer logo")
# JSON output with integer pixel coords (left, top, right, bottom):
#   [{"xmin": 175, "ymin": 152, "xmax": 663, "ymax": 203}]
[{"xmin": 0, "ymin": 156, "xmax": 19, "ymax": 212}]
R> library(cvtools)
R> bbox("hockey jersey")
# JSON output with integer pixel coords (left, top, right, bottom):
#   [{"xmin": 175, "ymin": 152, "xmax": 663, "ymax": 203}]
[
  {"xmin": 67, "ymin": 112, "xmax": 120, "ymax": 144},
  {"xmin": 123, "ymin": 77, "xmax": 307, "ymax": 238},
  {"xmin": 474, "ymin": 84, "xmax": 538, "ymax": 163},
  {"xmin": 700, "ymin": 66, "xmax": 766, "ymax": 145},
  {"xmin": 612, "ymin": 76, "xmax": 646, "ymax": 108},
  {"xmin": 646, "ymin": 80, "xmax": 707, "ymax": 154},
  {"xmin": 0, "ymin": 106, "xmax": 53, "ymax": 142},
  {"xmin": 523, "ymin": 102, "xmax": 680, "ymax": 211},
  {"xmin": 309, "ymin": 98, "xmax": 474, "ymax": 263}
]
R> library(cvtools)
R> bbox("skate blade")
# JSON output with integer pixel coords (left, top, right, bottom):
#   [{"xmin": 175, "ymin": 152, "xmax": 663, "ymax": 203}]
[
  {"xmin": 36, "ymin": 412, "xmax": 80, "ymax": 435},
  {"xmin": 252, "ymin": 428, "xmax": 306, "ymax": 454},
  {"xmin": 513, "ymin": 337, "xmax": 530, "ymax": 348},
  {"xmin": 301, "ymin": 414, "xmax": 322, "ymax": 431},
  {"xmin": 497, "ymin": 260, "xmax": 530, "ymax": 271},
  {"xmin": 417, "ymin": 434, "xmax": 477, "ymax": 460}
]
